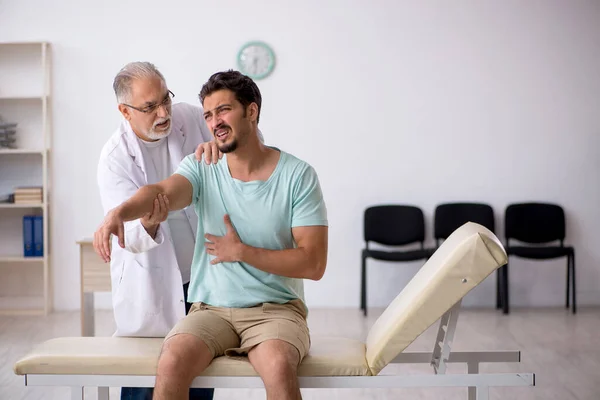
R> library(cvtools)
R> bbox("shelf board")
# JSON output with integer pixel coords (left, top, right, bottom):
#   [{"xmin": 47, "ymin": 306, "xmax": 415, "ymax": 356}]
[
  {"xmin": 0, "ymin": 41, "xmax": 48, "ymax": 46},
  {"xmin": 0, "ymin": 256, "xmax": 44, "ymax": 263},
  {"xmin": 0, "ymin": 148, "xmax": 45, "ymax": 155},
  {"xmin": 0, "ymin": 203, "xmax": 44, "ymax": 209},
  {"xmin": 0, "ymin": 95, "xmax": 46, "ymax": 100},
  {"xmin": 0, "ymin": 296, "xmax": 45, "ymax": 315}
]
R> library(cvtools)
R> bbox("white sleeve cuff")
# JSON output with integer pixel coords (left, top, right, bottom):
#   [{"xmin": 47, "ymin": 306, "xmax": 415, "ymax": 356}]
[{"xmin": 123, "ymin": 219, "xmax": 165, "ymax": 253}]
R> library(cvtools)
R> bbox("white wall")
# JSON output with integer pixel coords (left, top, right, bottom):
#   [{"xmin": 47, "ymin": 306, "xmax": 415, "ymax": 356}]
[{"xmin": 1, "ymin": 0, "xmax": 599, "ymax": 311}]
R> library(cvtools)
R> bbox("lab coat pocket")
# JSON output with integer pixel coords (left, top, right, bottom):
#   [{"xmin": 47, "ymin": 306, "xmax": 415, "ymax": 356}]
[{"xmin": 121, "ymin": 260, "xmax": 165, "ymax": 317}]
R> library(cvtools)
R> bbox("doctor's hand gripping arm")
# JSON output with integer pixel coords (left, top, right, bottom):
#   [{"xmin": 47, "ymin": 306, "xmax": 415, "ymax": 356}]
[
  {"xmin": 139, "ymin": 193, "xmax": 170, "ymax": 238},
  {"xmin": 94, "ymin": 173, "xmax": 193, "ymax": 263},
  {"xmin": 97, "ymin": 160, "xmax": 170, "ymax": 254}
]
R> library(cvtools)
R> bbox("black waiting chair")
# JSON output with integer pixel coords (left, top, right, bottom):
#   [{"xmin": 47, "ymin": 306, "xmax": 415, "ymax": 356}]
[
  {"xmin": 433, "ymin": 202, "xmax": 496, "ymax": 247},
  {"xmin": 360, "ymin": 205, "xmax": 434, "ymax": 316},
  {"xmin": 500, "ymin": 202, "xmax": 576, "ymax": 314},
  {"xmin": 434, "ymin": 202, "xmax": 501, "ymax": 308}
]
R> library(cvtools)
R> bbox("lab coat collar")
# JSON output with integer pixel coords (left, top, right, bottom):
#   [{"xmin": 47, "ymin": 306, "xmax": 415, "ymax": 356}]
[
  {"xmin": 123, "ymin": 120, "xmax": 147, "ymax": 178},
  {"xmin": 167, "ymin": 116, "xmax": 186, "ymax": 173}
]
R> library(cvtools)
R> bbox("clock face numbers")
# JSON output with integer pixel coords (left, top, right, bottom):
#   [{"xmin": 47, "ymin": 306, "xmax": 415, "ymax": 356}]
[{"xmin": 238, "ymin": 42, "xmax": 275, "ymax": 79}]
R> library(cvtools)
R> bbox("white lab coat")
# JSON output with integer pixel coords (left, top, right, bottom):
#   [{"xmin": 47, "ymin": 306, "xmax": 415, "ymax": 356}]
[{"xmin": 97, "ymin": 102, "xmax": 213, "ymax": 337}]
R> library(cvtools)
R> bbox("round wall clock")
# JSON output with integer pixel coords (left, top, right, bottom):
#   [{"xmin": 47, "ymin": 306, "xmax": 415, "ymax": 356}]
[{"xmin": 237, "ymin": 41, "xmax": 276, "ymax": 80}]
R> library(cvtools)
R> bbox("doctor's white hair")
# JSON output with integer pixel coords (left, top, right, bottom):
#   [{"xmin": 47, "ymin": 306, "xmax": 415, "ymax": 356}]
[{"xmin": 113, "ymin": 61, "xmax": 166, "ymax": 104}]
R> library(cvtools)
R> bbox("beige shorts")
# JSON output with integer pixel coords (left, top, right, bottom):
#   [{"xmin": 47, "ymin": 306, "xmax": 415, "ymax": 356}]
[{"xmin": 165, "ymin": 299, "xmax": 310, "ymax": 361}]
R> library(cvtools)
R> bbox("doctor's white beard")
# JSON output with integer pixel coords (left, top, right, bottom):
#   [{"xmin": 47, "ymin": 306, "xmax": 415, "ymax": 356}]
[{"xmin": 145, "ymin": 117, "xmax": 172, "ymax": 140}]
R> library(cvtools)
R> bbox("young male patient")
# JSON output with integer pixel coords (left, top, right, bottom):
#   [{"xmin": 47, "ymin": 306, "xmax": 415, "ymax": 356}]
[{"xmin": 94, "ymin": 70, "xmax": 328, "ymax": 400}]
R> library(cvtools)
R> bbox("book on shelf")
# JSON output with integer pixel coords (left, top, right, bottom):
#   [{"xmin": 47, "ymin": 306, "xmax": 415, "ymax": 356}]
[
  {"xmin": 33, "ymin": 216, "xmax": 43, "ymax": 256},
  {"xmin": 14, "ymin": 196, "xmax": 43, "ymax": 204},
  {"xmin": 23, "ymin": 216, "xmax": 34, "ymax": 257},
  {"xmin": 23, "ymin": 215, "xmax": 43, "ymax": 257},
  {"xmin": 14, "ymin": 186, "xmax": 43, "ymax": 204},
  {"xmin": 15, "ymin": 186, "xmax": 43, "ymax": 194}
]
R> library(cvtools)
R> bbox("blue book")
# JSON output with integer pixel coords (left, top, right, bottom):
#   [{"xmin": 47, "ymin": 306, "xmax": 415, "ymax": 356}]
[
  {"xmin": 33, "ymin": 215, "xmax": 43, "ymax": 257},
  {"xmin": 23, "ymin": 216, "xmax": 34, "ymax": 257}
]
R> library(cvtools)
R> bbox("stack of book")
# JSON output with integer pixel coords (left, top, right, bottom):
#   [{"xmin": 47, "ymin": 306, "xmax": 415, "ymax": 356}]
[
  {"xmin": 23, "ymin": 215, "xmax": 43, "ymax": 257},
  {"xmin": 14, "ymin": 186, "xmax": 43, "ymax": 204}
]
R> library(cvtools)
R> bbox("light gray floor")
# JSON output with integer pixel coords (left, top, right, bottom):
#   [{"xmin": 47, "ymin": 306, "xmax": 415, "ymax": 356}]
[{"xmin": 2, "ymin": 307, "xmax": 599, "ymax": 399}]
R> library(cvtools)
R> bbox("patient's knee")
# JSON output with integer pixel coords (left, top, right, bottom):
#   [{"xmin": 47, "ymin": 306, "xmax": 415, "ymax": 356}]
[
  {"xmin": 251, "ymin": 340, "xmax": 300, "ymax": 380},
  {"xmin": 271, "ymin": 349, "xmax": 298, "ymax": 372},
  {"xmin": 157, "ymin": 334, "xmax": 211, "ymax": 379}
]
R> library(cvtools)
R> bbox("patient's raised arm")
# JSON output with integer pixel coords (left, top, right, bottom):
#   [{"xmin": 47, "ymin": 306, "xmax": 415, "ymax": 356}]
[{"xmin": 93, "ymin": 174, "xmax": 193, "ymax": 262}]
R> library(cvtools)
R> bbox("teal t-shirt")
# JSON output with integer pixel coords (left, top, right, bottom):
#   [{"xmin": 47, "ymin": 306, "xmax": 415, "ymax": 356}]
[{"xmin": 175, "ymin": 148, "xmax": 328, "ymax": 309}]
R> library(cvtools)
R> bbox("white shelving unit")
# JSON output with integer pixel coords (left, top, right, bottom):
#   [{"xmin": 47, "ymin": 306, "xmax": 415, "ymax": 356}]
[{"xmin": 0, "ymin": 42, "xmax": 52, "ymax": 315}]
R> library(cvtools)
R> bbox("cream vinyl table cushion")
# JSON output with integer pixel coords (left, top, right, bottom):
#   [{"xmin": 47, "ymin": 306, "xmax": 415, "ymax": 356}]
[
  {"xmin": 14, "ymin": 336, "xmax": 370, "ymax": 377},
  {"xmin": 365, "ymin": 222, "xmax": 506, "ymax": 375}
]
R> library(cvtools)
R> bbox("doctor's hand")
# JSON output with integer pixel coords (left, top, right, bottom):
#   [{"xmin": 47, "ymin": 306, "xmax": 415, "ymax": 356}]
[
  {"xmin": 195, "ymin": 140, "xmax": 222, "ymax": 165},
  {"xmin": 93, "ymin": 208, "xmax": 125, "ymax": 263},
  {"xmin": 141, "ymin": 193, "xmax": 169, "ymax": 239},
  {"xmin": 204, "ymin": 214, "xmax": 243, "ymax": 264}
]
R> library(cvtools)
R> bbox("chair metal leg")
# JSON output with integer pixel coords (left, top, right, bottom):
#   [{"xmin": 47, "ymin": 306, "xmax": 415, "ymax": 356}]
[
  {"xmin": 502, "ymin": 264, "xmax": 510, "ymax": 314},
  {"xmin": 361, "ymin": 255, "xmax": 367, "ymax": 316},
  {"xmin": 566, "ymin": 255, "xmax": 571, "ymax": 309},
  {"xmin": 496, "ymin": 268, "xmax": 502, "ymax": 309},
  {"xmin": 571, "ymin": 252, "xmax": 577, "ymax": 314},
  {"xmin": 98, "ymin": 387, "xmax": 109, "ymax": 400}
]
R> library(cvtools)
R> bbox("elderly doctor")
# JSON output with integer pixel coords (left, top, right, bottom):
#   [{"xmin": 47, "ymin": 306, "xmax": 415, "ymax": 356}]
[{"xmin": 97, "ymin": 61, "xmax": 243, "ymax": 400}]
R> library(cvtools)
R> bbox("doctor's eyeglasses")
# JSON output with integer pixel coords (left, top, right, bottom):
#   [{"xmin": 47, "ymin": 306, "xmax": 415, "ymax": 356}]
[{"xmin": 123, "ymin": 90, "xmax": 175, "ymax": 114}]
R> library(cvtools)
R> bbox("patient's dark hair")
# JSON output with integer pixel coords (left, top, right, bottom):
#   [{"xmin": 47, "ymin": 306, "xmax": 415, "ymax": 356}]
[{"xmin": 199, "ymin": 70, "xmax": 262, "ymax": 123}]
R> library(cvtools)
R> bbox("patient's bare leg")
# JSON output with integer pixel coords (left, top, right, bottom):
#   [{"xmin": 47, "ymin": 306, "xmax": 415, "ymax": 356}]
[
  {"xmin": 153, "ymin": 334, "xmax": 213, "ymax": 400},
  {"xmin": 249, "ymin": 339, "xmax": 302, "ymax": 400}
]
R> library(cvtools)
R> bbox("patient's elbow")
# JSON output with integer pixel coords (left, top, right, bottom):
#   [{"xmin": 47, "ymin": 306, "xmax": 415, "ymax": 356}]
[{"xmin": 308, "ymin": 257, "xmax": 327, "ymax": 281}]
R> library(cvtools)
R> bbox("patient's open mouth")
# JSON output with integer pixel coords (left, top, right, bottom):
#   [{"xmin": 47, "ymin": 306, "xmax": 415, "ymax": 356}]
[{"xmin": 216, "ymin": 128, "xmax": 229, "ymax": 140}]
